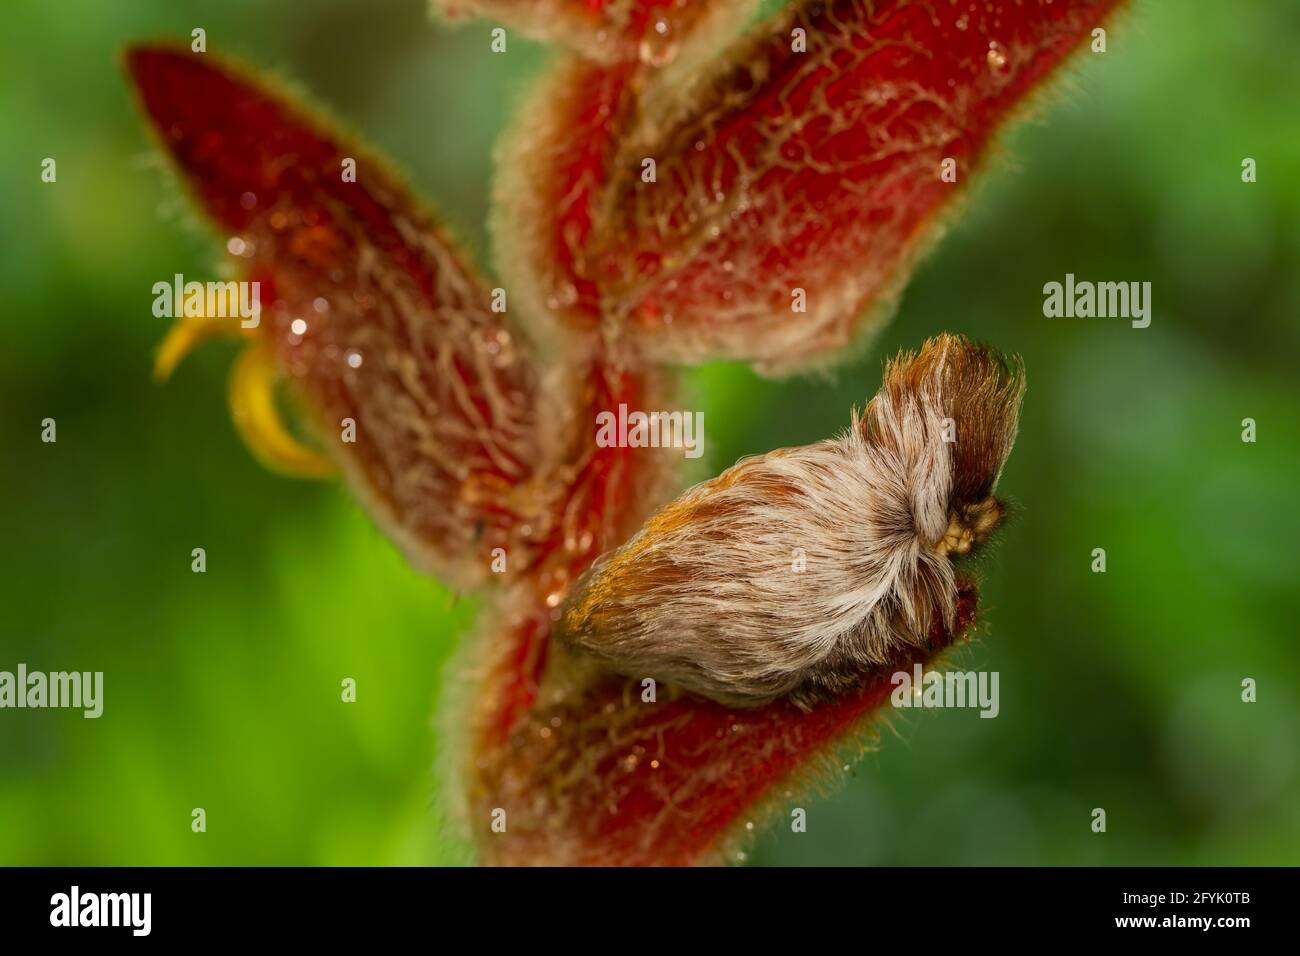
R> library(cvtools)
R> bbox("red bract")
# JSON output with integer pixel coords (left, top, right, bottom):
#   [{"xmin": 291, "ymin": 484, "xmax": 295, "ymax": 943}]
[
  {"xmin": 126, "ymin": 0, "xmax": 1122, "ymax": 866},
  {"xmin": 475, "ymin": 584, "xmax": 979, "ymax": 866},
  {"xmin": 594, "ymin": 0, "xmax": 1121, "ymax": 372},
  {"xmin": 128, "ymin": 48, "xmax": 542, "ymax": 587}
]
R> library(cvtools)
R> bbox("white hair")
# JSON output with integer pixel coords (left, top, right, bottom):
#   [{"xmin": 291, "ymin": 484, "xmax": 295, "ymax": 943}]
[{"xmin": 557, "ymin": 334, "xmax": 1025, "ymax": 708}]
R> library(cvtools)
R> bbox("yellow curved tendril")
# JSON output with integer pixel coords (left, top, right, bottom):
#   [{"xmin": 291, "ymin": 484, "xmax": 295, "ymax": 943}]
[
  {"xmin": 153, "ymin": 315, "xmax": 254, "ymax": 383},
  {"xmin": 154, "ymin": 314, "xmax": 336, "ymax": 480},
  {"xmin": 227, "ymin": 342, "xmax": 337, "ymax": 479}
]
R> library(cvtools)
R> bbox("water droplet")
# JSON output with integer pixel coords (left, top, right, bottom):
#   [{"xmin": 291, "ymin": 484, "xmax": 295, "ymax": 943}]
[
  {"xmin": 987, "ymin": 41, "xmax": 1008, "ymax": 72},
  {"xmin": 346, "ymin": 350, "xmax": 363, "ymax": 369},
  {"xmin": 638, "ymin": 30, "xmax": 678, "ymax": 67}
]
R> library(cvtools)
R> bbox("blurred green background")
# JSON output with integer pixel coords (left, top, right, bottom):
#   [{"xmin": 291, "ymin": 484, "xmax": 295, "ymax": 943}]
[{"xmin": 2, "ymin": 0, "xmax": 1297, "ymax": 866}]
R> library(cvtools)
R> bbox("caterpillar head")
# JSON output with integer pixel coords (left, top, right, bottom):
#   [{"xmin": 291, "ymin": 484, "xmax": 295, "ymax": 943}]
[{"xmin": 556, "ymin": 334, "xmax": 1025, "ymax": 710}]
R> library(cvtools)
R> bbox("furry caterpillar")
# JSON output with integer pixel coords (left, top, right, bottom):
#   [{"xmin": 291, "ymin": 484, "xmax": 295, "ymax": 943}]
[{"xmin": 556, "ymin": 334, "xmax": 1025, "ymax": 709}]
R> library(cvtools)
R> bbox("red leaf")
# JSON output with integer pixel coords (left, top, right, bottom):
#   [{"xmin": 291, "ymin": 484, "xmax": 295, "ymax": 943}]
[
  {"xmin": 127, "ymin": 45, "xmax": 545, "ymax": 586},
  {"xmin": 493, "ymin": 58, "xmax": 637, "ymax": 331},
  {"xmin": 587, "ymin": 0, "xmax": 1124, "ymax": 372},
  {"xmin": 468, "ymin": 584, "xmax": 979, "ymax": 865}
]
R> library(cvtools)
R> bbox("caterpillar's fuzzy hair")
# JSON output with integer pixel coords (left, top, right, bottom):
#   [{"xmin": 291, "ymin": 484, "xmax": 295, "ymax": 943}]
[{"xmin": 556, "ymin": 334, "xmax": 1025, "ymax": 709}]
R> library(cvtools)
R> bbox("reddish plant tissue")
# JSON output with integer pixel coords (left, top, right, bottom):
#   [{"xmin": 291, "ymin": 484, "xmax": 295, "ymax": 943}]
[
  {"xmin": 596, "ymin": 0, "xmax": 1122, "ymax": 373},
  {"xmin": 127, "ymin": 0, "xmax": 1120, "ymax": 866},
  {"xmin": 128, "ymin": 48, "xmax": 542, "ymax": 589},
  {"xmin": 434, "ymin": 0, "xmax": 757, "ymax": 64}
]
